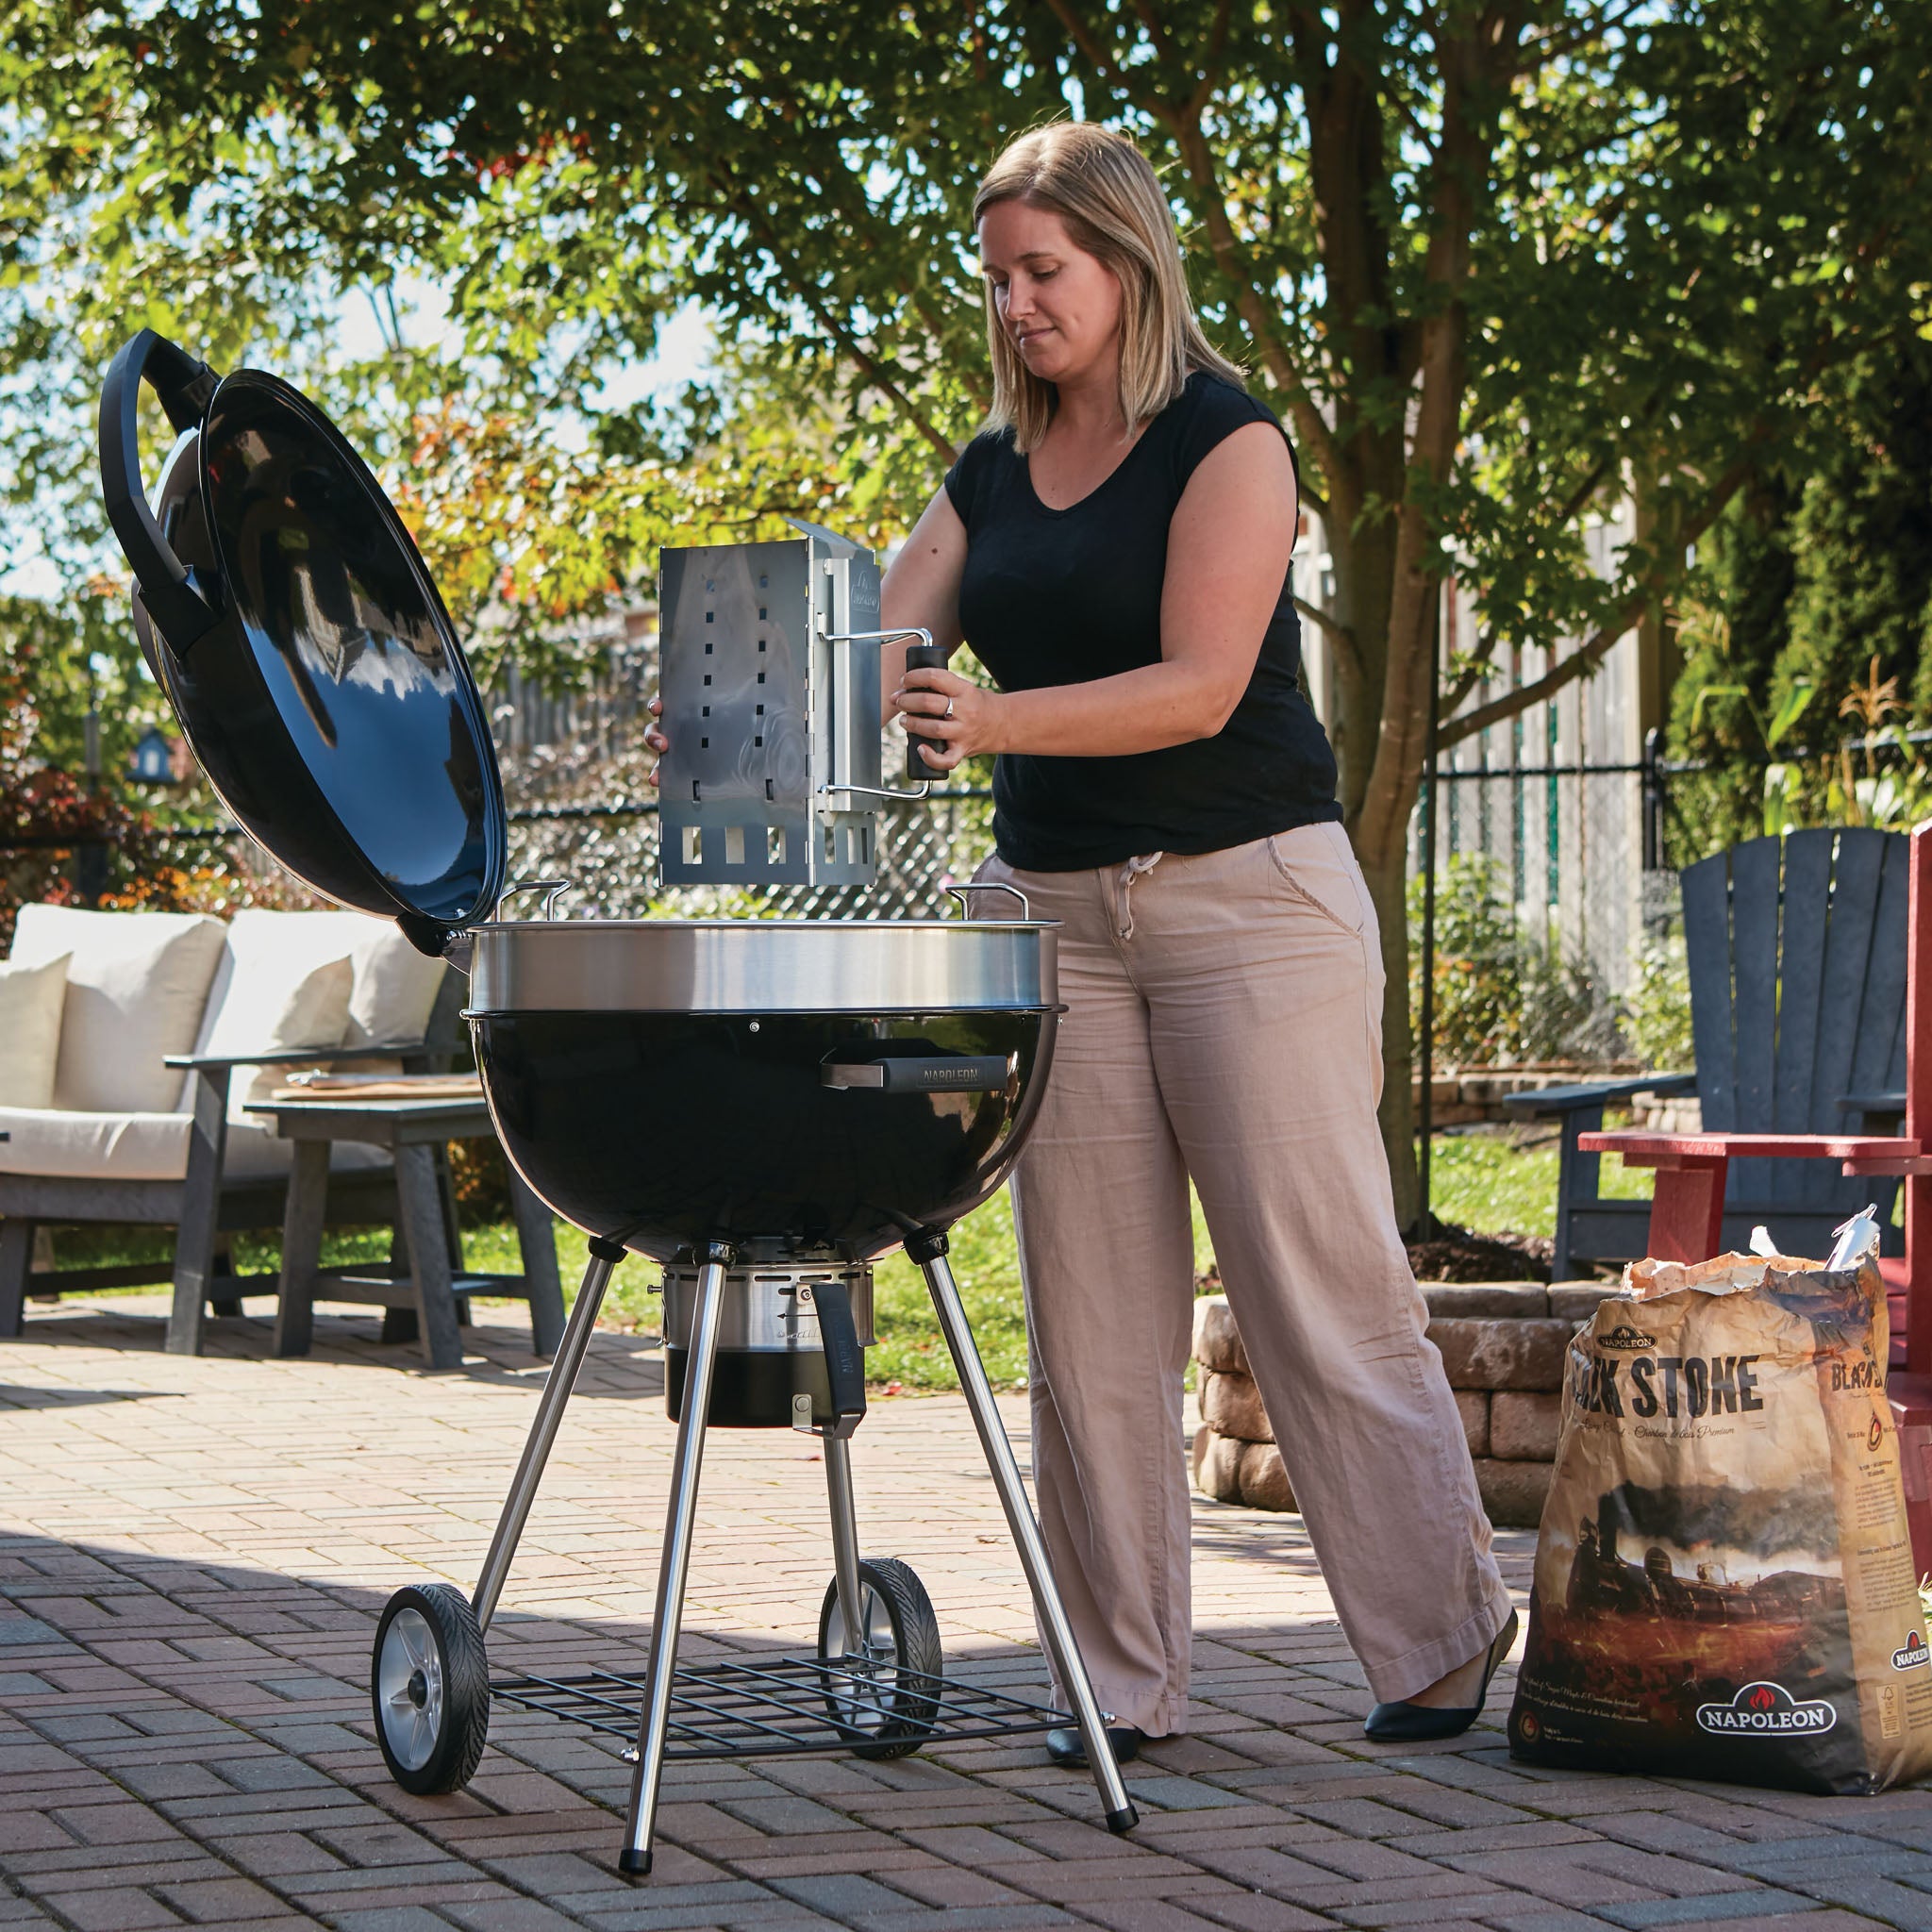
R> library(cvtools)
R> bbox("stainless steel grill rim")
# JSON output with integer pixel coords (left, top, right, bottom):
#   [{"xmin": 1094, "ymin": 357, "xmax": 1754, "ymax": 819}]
[{"xmin": 467, "ymin": 918, "xmax": 1058, "ymax": 1014}]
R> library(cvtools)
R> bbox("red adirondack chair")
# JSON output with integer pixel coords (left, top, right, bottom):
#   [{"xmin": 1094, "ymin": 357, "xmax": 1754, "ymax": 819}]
[{"xmin": 1582, "ymin": 819, "xmax": 1932, "ymax": 1572}]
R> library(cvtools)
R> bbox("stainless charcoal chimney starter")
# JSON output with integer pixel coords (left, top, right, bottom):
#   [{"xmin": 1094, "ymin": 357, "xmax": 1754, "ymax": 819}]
[{"xmin": 657, "ymin": 519, "xmax": 928, "ymax": 889}]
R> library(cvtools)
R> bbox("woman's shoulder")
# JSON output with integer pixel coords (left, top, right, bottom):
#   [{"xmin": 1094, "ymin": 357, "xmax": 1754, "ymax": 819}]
[
  {"xmin": 1161, "ymin": 372, "xmax": 1292, "ymax": 488},
  {"xmin": 1174, "ymin": 369, "xmax": 1274, "ymax": 423},
  {"xmin": 944, "ymin": 422, "xmax": 1021, "ymax": 521}
]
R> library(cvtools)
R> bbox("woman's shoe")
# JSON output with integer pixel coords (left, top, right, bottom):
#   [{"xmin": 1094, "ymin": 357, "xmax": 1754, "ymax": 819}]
[
  {"xmin": 1045, "ymin": 1724, "xmax": 1145, "ymax": 1769},
  {"xmin": 1363, "ymin": 1607, "xmax": 1519, "ymax": 1742}
]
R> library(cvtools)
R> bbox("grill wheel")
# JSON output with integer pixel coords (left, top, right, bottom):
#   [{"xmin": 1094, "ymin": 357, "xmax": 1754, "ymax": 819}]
[
  {"xmin": 372, "ymin": 1584, "xmax": 491, "ymax": 1794},
  {"xmin": 816, "ymin": 1557, "xmax": 943, "ymax": 1758}
]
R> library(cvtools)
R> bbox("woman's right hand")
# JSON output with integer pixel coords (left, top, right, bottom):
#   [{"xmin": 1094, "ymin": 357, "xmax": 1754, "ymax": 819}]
[{"xmin": 644, "ymin": 694, "xmax": 668, "ymax": 789}]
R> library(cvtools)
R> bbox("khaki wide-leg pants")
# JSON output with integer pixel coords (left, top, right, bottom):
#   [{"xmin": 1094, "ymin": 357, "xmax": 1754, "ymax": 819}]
[{"xmin": 982, "ymin": 823, "xmax": 1510, "ymax": 1734}]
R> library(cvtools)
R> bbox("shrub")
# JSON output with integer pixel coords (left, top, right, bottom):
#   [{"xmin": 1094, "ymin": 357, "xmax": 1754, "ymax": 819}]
[
  {"xmin": 1626, "ymin": 936, "xmax": 1696, "ymax": 1071},
  {"xmin": 1519, "ymin": 944, "xmax": 1626, "ymax": 1064},
  {"xmin": 1408, "ymin": 857, "xmax": 1524, "ymax": 1064},
  {"xmin": 1409, "ymin": 855, "xmax": 1634, "ymax": 1067}
]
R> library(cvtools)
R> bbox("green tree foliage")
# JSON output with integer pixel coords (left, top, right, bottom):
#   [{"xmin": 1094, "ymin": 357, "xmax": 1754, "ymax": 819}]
[
  {"xmin": 1669, "ymin": 342, "xmax": 1932, "ymax": 858},
  {"xmin": 3, "ymin": 0, "xmax": 1927, "ymax": 1219}
]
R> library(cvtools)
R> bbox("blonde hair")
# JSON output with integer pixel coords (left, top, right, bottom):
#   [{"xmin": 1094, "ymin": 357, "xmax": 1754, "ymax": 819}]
[{"xmin": 972, "ymin": 123, "xmax": 1244, "ymax": 452}]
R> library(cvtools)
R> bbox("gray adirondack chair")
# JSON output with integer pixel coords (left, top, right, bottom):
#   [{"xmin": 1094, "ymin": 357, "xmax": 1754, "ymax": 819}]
[{"xmin": 1506, "ymin": 826, "xmax": 1909, "ymax": 1279}]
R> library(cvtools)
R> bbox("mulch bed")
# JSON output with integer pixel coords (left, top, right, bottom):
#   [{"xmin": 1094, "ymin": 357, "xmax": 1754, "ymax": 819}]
[
  {"xmin": 1194, "ymin": 1220, "xmax": 1561, "ymax": 1294},
  {"xmin": 1404, "ymin": 1222, "xmax": 1557, "ymax": 1283}
]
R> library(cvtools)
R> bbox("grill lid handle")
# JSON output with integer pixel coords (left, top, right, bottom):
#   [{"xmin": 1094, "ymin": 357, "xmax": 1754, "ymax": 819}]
[{"xmin": 98, "ymin": 328, "xmax": 224, "ymax": 657}]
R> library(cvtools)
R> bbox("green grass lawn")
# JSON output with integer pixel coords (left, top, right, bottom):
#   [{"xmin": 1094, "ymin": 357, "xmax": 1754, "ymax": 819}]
[
  {"xmin": 1427, "ymin": 1126, "xmax": 1652, "ymax": 1241},
  {"xmin": 36, "ymin": 1129, "xmax": 1635, "ymax": 1393}
]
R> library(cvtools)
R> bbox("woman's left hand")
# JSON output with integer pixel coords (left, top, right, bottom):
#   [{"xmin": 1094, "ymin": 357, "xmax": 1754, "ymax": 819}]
[{"xmin": 892, "ymin": 666, "xmax": 1004, "ymax": 772}]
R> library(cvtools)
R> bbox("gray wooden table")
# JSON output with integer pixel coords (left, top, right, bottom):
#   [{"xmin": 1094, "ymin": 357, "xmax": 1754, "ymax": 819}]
[{"xmin": 244, "ymin": 1096, "xmax": 565, "ymax": 1372}]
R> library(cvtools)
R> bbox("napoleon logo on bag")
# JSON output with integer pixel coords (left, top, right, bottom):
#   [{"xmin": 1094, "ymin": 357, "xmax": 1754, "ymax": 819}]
[
  {"xmin": 1597, "ymin": 1324, "xmax": 1657, "ymax": 1352},
  {"xmin": 1695, "ymin": 1682, "xmax": 1838, "ymax": 1736},
  {"xmin": 1892, "ymin": 1633, "xmax": 1930, "ymax": 1672}
]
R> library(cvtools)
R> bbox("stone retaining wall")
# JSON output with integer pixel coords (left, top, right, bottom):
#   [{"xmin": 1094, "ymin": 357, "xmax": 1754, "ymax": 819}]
[
  {"xmin": 1406, "ymin": 1066, "xmax": 1700, "ymax": 1130},
  {"xmin": 1191, "ymin": 1280, "xmax": 1619, "ymax": 1527}
]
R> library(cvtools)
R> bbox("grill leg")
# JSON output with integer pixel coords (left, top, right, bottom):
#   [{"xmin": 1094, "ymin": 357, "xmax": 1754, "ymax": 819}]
[
  {"xmin": 472, "ymin": 1240, "xmax": 622, "ymax": 1633},
  {"xmin": 621, "ymin": 1244, "xmax": 731, "ymax": 1877},
  {"xmin": 912, "ymin": 1237, "xmax": 1138, "ymax": 1836},
  {"xmin": 824, "ymin": 1434, "xmax": 865, "ymax": 1649}
]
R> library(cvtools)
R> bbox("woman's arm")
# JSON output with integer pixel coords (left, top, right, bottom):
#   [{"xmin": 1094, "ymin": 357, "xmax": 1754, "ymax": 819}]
[
  {"xmin": 879, "ymin": 485, "xmax": 968, "ymax": 714},
  {"xmin": 897, "ymin": 420, "xmax": 1298, "ymax": 769}
]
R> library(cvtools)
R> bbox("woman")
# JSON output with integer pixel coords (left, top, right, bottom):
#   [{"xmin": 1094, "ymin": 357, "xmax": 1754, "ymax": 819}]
[{"xmin": 654, "ymin": 123, "xmax": 1515, "ymax": 1765}]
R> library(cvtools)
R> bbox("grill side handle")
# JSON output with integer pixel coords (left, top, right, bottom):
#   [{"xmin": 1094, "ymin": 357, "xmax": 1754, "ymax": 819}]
[
  {"xmin": 821, "ymin": 1055, "xmax": 1014, "ymax": 1093},
  {"xmin": 810, "ymin": 1280, "xmax": 868, "ymax": 1435},
  {"xmin": 945, "ymin": 880, "xmax": 1032, "ymax": 920}
]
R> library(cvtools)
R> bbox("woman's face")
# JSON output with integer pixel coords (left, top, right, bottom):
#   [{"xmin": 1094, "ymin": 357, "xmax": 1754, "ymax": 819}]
[{"xmin": 977, "ymin": 198, "xmax": 1122, "ymax": 392}]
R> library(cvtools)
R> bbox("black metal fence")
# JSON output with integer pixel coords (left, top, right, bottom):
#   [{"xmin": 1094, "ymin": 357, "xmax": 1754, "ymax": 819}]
[
  {"xmin": 1414, "ymin": 729, "xmax": 1686, "ymax": 1008},
  {"xmin": 0, "ymin": 792, "xmax": 1000, "ymax": 925},
  {"xmin": 500, "ymin": 791, "xmax": 997, "ymax": 921}
]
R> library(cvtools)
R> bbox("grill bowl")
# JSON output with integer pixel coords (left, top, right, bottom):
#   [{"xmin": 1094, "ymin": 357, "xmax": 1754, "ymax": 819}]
[{"xmin": 466, "ymin": 919, "xmax": 1058, "ymax": 1262}]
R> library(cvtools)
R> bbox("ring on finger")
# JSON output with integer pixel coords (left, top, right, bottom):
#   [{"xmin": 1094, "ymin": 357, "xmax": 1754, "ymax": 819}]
[{"xmin": 944, "ymin": 696, "xmax": 956, "ymax": 720}]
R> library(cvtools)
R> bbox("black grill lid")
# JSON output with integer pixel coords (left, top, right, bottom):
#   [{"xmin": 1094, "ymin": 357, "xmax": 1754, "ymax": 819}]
[{"xmin": 100, "ymin": 330, "xmax": 506, "ymax": 955}]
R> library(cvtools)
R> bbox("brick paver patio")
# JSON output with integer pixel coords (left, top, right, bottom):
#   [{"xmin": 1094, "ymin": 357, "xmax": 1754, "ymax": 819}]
[{"xmin": 3, "ymin": 1293, "xmax": 1930, "ymax": 1932}]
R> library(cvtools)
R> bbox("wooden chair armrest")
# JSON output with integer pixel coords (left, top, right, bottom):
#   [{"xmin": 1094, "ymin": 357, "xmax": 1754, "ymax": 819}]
[
  {"xmin": 1840, "ymin": 1091, "xmax": 1907, "ymax": 1134},
  {"xmin": 165, "ymin": 1041, "xmax": 431, "ymax": 1072},
  {"xmin": 1502, "ymin": 1071, "xmax": 1695, "ymax": 1118},
  {"xmin": 1581, "ymin": 1129, "xmax": 1917, "ymax": 1164}
]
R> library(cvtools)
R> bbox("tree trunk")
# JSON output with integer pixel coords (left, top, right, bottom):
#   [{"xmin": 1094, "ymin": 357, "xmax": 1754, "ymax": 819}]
[
  {"xmin": 1357, "ymin": 840, "xmax": 1421, "ymax": 1232},
  {"xmin": 1324, "ymin": 480, "xmax": 1425, "ymax": 1232}
]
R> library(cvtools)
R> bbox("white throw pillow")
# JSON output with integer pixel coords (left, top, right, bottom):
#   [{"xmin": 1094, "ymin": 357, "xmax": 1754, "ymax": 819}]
[
  {"xmin": 10, "ymin": 906, "xmax": 228, "ymax": 1114},
  {"xmin": 336, "ymin": 915, "xmax": 450, "ymax": 1049},
  {"xmin": 256, "ymin": 909, "xmax": 451, "ymax": 1074},
  {"xmin": 190, "ymin": 910, "xmax": 357, "ymax": 1118},
  {"xmin": 0, "ymin": 952, "xmax": 72, "ymax": 1109}
]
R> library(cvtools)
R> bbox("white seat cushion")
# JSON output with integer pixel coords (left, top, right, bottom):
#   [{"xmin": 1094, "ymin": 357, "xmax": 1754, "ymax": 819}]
[
  {"xmin": 0, "ymin": 1106, "xmax": 190, "ymax": 1180},
  {"xmin": 186, "ymin": 911, "xmax": 358, "ymax": 1120},
  {"xmin": 10, "ymin": 907, "xmax": 228, "ymax": 1114},
  {"xmin": 0, "ymin": 952, "xmax": 72, "ymax": 1108},
  {"xmin": 0, "ymin": 1107, "xmax": 389, "ymax": 1182}
]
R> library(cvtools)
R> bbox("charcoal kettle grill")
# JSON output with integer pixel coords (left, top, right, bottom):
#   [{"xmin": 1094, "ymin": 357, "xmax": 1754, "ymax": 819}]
[{"xmin": 98, "ymin": 329, "xmax": 1138, "ymax": 1874}]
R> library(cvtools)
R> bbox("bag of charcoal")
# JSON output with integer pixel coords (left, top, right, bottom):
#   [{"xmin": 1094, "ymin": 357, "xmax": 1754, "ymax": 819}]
[{"xmin": 1508, "ymin": 1209, "xmax": 1932, "ymax": 1793}]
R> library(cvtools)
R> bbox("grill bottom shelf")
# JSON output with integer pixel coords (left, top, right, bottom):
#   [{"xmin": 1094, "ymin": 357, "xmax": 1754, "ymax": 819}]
[{"xmin": 491, "ymin": 1655, "xmax": 1063, "ymax": 1759}]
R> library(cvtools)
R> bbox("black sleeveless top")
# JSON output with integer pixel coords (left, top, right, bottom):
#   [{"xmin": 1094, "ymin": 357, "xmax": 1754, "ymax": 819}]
[{"xmin": 943, "ymin": 372, "xmax": 1341, "ymax": 873}]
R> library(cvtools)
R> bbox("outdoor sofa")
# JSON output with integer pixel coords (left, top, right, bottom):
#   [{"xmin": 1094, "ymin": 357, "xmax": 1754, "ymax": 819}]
[{"xmin": 0, "ymin": 902, "xmax": 456, "ymax": 1354}]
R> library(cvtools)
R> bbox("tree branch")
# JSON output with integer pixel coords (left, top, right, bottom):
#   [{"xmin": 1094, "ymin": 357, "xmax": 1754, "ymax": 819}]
[
  {"xmin": 707, "ymin": 175, "xmax": 960, "ymax": 463},
  {"xmin": 1043, "ymin": 0, "xmax": 1345, "ymax": 491},
  {"xmin": 1184, "ymin": 0, "xmax": 1235, "ymax": 122},
  {"xmin": 1294, "ymin": 593, "xmax": 1351, "ymax": 642},
  {"xmin": 1436, "ymin": 446, "xmax": 1761, "ymax": 748},
  {"xmin": 1041, "ymin": 0, "xmax": 1129, "ymax": 92},
  {"xmin": 1440, "ymin": 623, "xmax": 1504, "ymax": 719},
  {"xmin": 1130, "ymin": 0, "xmax": 1179, "ymax": 69},
  {"xmin": 1512, "ymin": 0, "xmax": 1650, "ymax": 76},
  {"xmin": 1169, "ymin": 119, "xmax": 1344, "ymax": 484},
  {"xmin": 1295, "ymin": 595, "xmax": 1365, "ymax": 692}
]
